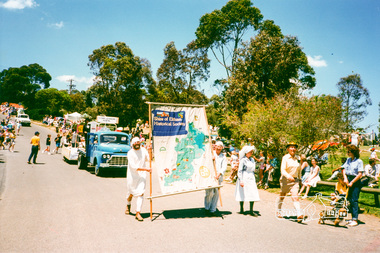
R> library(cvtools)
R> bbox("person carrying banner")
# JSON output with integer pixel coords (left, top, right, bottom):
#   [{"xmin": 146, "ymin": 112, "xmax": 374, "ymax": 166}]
[
  {"xmin": 205, "ymin": 141, "xmax": 227, "ymax": 216},
  {"xmin": 125, "ymin": 137, "xmax": 151, "ymax": 221}
]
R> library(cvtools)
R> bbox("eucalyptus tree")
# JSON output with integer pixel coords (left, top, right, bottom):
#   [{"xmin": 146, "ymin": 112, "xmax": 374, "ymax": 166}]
[
  {"xmin": 148, "ymin": 41, "xmax": 210, "ymax": 105},
  {"xmin": 88, "ymin": 42, "xmax": 154, "ymax": 126},
  {"xmin": 224, "ymin": 30, "xmax": 315, "ymax": 119},
  {"xmin": 337, "ymin": 73, "xmax": 372, "ymax": 131},
  {"xmin": 0, "ymin": 63, "xmax": 51, "ymax": 107},
  {"xmin": 195, "ymin": 0, "xmax": 263, "ymax": 79},
  {"xmin": 32, "ymin": 88, "xmax": 71, "ymax": 118}
]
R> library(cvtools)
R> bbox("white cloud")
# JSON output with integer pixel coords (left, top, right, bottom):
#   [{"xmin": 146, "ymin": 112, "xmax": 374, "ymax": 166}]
[
  {"xmin": 48, "ymin": 21, "xmax": 64, "ymax": 29},
  {"xmin": 307, "ymin": 55, "xmax": 327, "ymax": 68},
  {"xmin": 339, "ymin": 61, "xmax": 344, "ymax": 64},
  {"xmin": 0, "ymin": 0, "xmax": 38, "ymax": 10}
]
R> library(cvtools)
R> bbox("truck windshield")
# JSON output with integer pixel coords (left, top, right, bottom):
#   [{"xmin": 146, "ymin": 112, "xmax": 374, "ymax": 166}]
[{"xmin": 100, "ymin": 134, "xmax": 129, "ymax": 145}]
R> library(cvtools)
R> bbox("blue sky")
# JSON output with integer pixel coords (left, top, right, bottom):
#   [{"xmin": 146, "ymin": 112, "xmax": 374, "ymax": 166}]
[{"xmin": 1, "ymin": 0, "xmax": 379, "ymax": 132}]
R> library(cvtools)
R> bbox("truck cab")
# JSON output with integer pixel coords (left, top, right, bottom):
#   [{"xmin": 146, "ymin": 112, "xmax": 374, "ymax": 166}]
[{"xmin": 77, "ymin": 129, "xmax": 131, "ymax": 176}]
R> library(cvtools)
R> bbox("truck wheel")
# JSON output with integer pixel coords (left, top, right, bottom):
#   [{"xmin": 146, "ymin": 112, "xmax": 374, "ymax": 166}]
[
  {"xmin": 94, "ymin": 160, "xmax": 102, "ymax": 176},
  {"xmin": 78, "ymin": 155, "xmax": 87, "ymax": 170}
]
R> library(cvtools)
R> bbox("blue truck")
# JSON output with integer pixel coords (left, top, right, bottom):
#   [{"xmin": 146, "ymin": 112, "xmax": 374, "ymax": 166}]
[{"xmin": 77, "ymin": 129, "xmax": 131, "ymax": 176}]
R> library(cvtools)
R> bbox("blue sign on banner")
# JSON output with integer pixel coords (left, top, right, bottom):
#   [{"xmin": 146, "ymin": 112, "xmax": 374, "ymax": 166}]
[{"xmin": 152, "ymin": 110, "xmax": 187, "ymax": 136}]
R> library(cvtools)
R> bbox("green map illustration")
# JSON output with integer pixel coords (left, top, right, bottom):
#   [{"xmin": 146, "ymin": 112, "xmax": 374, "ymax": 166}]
[{"xmin": 164, "ymin": 122, "xmax": 207, "ymax": 186}]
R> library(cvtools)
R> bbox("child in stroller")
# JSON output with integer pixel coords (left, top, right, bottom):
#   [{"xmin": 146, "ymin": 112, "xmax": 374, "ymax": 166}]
[{"xmin": 319, "ymin": 173, "xmax": 348, "ymax": 226}]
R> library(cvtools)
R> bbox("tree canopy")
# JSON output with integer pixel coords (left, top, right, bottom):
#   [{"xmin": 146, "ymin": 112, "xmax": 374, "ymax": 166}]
[
  {"xmin": 148, "ymin": 41, "xmax": 210, "ymax": 105},
  {"xmin": 195, "ymin": 0, "xmax": 263, "ymax": 78},
  {"xmin": 223, "ymin": 89, "xmax": 344, "ymax": 157},
  {"xmin": 0, "ymin": 63, "xmax": 51, "ymax": 108},
  {"xmin": 88, "ymin": 42, "xmax": 154, "ymax": 126},
  {"xmin": 224, "ymin": 31, "xmax": 315, "ymax": 119},
  {"xmin": 337, "ymin": 73, "xmax": 372, "ymax": 131}
]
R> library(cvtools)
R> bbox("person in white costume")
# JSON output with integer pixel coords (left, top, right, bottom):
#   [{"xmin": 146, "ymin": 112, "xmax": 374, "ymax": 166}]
[
  {"xmin": 125, "ymin": 137, "xmax": 151, "ymax": 221},
  {"xmin": 204, "ymin": 141, "xmax": 227, "ymax": 216},
  {"xmin": 235, "ymin": 145, "xmax": 260, "ymax": 216}
]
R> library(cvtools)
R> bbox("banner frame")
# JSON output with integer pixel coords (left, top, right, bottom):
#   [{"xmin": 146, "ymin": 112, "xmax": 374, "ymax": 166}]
[{"xmin": 145, "ymin": 102, "xmax": 217, "ymax": 220}]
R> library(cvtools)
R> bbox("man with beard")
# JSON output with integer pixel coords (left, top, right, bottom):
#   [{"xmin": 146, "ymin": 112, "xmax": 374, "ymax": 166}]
[{"xmin": 125, "ymin": 137, "xmax": 151, "ymax": 221}]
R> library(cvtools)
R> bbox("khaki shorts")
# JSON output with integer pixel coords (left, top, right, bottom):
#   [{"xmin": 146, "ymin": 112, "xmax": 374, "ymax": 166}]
[{"xmin": 280, "ymin": 176, "xmax": 300, "ymax": 195}]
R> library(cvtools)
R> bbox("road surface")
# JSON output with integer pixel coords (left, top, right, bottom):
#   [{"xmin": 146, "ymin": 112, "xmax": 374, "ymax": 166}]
[{"xmin": 0, "ymin": 117, "xmax": 379, "ymax": 252}]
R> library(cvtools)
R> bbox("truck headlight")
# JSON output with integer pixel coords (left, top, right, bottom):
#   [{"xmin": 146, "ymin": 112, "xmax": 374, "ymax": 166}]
[{"xmin": 102, "ymin": 154, "xmax": 111, "ymax": 159}]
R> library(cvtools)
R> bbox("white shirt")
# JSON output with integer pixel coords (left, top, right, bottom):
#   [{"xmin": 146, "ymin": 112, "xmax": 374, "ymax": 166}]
[
  {"xmin": 126, "ymin": 147, "xmax": 149, "ymax": 196},
  {"xmin": 364, "ymin": 164, "xmax": 379, "ymax": 178},
  {"xmin": 351, "ymin": 133, "xmax": 359, "ymax": 146},
  {"xmin": 370, "ymin": 151, "xmax": 378, "ymax": 159},
  {"xmin": 214, "ymin": 150, "xmax": 227, "ymax": 175}
]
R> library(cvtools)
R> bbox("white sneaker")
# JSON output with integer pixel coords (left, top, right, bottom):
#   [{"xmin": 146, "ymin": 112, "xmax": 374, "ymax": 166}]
[
  {"xmin": 347, "ymin": 220, "xmax": 358, "ymax": 227},
  {"xmin": 48, "ymin": 152, "xmax": 51, "ymax": 155}
]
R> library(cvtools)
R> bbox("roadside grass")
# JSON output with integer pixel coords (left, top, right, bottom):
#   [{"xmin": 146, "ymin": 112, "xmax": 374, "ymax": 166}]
[{"xmin": 225, "ymin": 145, "xmax": 380, "ymax": 218}]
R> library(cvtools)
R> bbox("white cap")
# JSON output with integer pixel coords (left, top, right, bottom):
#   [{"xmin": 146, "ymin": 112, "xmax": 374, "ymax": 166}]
[
  {"xmin": 131, "ymin": 137, "xmax": 140, "ymax": 145},
  {"xmin": 215, "ymin": 141, "xmax": 224, "ymax": 148}
]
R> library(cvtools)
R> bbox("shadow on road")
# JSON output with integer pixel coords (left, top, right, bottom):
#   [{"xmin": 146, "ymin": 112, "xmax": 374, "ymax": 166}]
[
  {"xmin": 82, "ymin": 167, "xmax": 127, "ymax": 178},
  {"xmin": 152, "ymin": 208, "xmax": 232, "ymax": 220}
]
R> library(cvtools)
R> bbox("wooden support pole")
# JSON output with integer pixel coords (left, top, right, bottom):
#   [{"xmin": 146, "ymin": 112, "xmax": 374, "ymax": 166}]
[{"xmin": 148, "ymin": 103, "xmax": 153, "ymax": 220}]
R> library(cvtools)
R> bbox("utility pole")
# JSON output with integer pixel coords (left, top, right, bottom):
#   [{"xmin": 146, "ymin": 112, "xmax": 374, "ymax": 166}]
[{"xmin": 67, "ymin": 79, "xmax": 76, "ymax": 94}]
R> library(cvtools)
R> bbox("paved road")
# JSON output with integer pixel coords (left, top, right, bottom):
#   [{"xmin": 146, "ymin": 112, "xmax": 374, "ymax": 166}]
[{"xmin": 0, "ymin": 118, "xmax": 379, "ymax": 252}]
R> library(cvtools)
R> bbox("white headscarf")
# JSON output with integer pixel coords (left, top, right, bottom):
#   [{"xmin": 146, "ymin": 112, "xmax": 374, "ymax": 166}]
[
  {"xmin": 131, "ymin": 137, "xmax": 140, "ymax": 146},
  {"xmin": 239, "ymin": 145, "xmax": 256, "ymax": 160},
  {"xmin": 215, "ymin": 141, "xmax": 224, "ymax": 148}
]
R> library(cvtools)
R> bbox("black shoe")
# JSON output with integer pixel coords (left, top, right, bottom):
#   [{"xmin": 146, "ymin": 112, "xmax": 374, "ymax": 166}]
[{"xmin": 27, "ymin": 161, "xmax": 31, "ymax": 164}]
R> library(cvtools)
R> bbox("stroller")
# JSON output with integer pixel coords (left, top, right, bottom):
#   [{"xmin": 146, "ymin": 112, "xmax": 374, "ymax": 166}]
[{"xmin": 318, "ymin": 192, "xmax": 348, "ymax": 226}]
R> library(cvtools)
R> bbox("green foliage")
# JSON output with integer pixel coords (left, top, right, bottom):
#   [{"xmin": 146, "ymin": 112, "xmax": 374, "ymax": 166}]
[
  {"xmin": 195, "ymin": 0, "xmax": 263, "ymax": 78},
  {"xmin": 148, "ymin": 41, "xmax": 210, "ymax": 105},
  {"xmin": 223, "ymin": 89, "xmax": 344, "ymax": 159},
  {"xmin": 337, "ymin": 74, "xmax": 372, "ymax": 131},
  {"xmin": 0, "ymin": 63, "xmax": 51, "ymax": 108},
  {"xmin": 88, "ymin": 42, "xmax": 154, "ymax": 127},
  {"xmin": 206, "ymin": 94, "xmax": 224, "ymax": 127},
  {"xmin": 32, "ymin": 88, "xmax": 71, "ymax": 119},
  {"xmin": 69, "ymin": 91, "xmax": 86, "ymax": 113},
  {"xmin": 224, "ymin": 31, "xmax": 315, "ymax": 119}
]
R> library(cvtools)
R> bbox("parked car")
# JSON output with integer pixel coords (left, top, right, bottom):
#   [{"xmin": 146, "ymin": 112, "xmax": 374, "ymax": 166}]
[{"xmin": 16, "ymin": 114, "xmax": 31, "ymax": 126}]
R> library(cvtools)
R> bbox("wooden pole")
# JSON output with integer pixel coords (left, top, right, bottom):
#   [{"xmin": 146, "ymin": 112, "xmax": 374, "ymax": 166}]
[
  {"xmin": 149, "ymin": 103, "xmax": 153, "ymax": 220},
  {"xmin": 146, "ymin": 186, "xmax": 223, "ymax": 199}
]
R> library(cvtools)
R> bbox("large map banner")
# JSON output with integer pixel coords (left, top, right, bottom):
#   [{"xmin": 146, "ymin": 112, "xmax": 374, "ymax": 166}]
[{"xmin": 151, "ymin": 105, "xmax": 217, "ymax": 195}]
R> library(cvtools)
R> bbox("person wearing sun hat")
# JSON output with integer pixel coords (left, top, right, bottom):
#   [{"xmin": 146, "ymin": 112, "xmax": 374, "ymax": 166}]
[
  {"xmin": 125, "ymin": 137, "xmax": 151, "ymax": 221},
  {"xmin": 276, "ymin": 141, "xmax": 307, "ymax": 223},
  {"xmin": 235, "ymin": 145, "xmax": 260, "ymax": 216}
]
